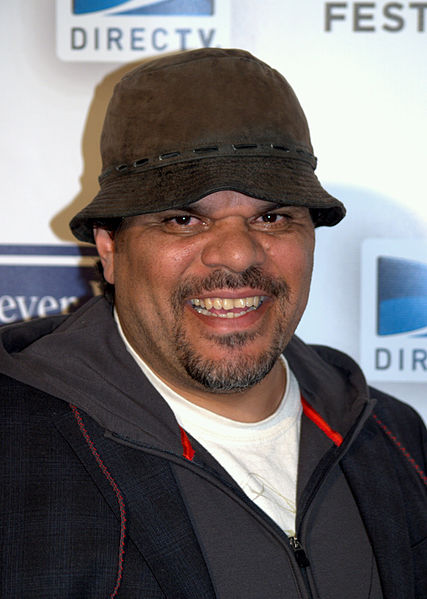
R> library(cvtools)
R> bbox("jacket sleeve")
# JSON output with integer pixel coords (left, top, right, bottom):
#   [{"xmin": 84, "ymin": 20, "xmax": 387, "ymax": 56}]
[{"xmin": 369, "ymin": 385, "xmax": 427, "ymax": 484}]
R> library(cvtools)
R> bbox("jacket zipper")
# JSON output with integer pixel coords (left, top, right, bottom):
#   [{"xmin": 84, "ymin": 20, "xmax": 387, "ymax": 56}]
[
  {"xmin": 288, "ymin": 536, "xmax": 314, "ymax": 599},
  {"xmin": 288, "ymin": 536, "xmax": 310, "ymax": 568},
  {"xmin": 108, "ymin": 399, "xmax": 375, "ymax": 599},
  {"xmin": 288, "ymin": 401, "xmax": 376, "ymax": 599},
  {"xmin": 109, "ymin": 430, "xmax": 316, "ymax": 597}
]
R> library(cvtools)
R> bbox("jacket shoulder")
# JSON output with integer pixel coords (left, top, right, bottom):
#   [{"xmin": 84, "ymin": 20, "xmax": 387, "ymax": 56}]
[
  {"xmin": 0, "ymin": 372, "xmax": 69, "ymax": 417},
  {"xmin": 368, "ymin": 385, "xmax": 427, "ymax": 473},
  {"xmin": 0, "ymin": 374, "xmax": 73, "ymax": 456}
]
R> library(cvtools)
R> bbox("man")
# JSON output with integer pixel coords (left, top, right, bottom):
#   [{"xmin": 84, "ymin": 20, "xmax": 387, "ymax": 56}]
[{"xmin": 0, "ymin": 48, "xmax": 425, "ymax": 598}]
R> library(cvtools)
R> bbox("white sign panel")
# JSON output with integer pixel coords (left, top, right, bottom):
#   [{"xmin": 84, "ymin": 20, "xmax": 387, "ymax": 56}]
[
  {"xmin": 361, "ymin": 239, "xmax": 427, "ymax": 382},
  {"xmin": 56, "ymin": 0, "xmax": 231, "ymax": 62}
]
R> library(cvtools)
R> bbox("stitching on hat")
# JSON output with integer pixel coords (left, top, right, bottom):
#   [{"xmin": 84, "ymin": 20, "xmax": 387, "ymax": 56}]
[
  {"xmin": 102, "ymin": 141, "xmax": 316, "ymax": 181},
  {"xmin": 159, "ymin": 151, "xmax": 181, "ymax": 160},
  {"xmin": 271, "ymin": 144, "xmax": 290, "ymax": 152},
  {"xmin": 233, "ymin": 143, "xmax": 258, "ymax": 150},
  {"xmin": 133, "ymin": 158, "xmax": 149, "ymax": 167},
  {"xmin": 193, "ymin": 146, "xmax": 219, "ymax": 153}
]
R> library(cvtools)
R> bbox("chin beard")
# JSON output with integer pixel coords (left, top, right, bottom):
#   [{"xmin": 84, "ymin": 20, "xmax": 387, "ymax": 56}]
[
  {"xmin": 171, "ymin": 266, "xmax": 292, "ymax": 393},
  {"xmin": 174, "ymin": 325, "xmax": 287, "ymax": 393}
]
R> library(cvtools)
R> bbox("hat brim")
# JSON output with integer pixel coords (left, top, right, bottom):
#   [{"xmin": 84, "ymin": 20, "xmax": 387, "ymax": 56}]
[{"xmin": 70, "ymin": 155, "xmax": 345, "ymax": 243}]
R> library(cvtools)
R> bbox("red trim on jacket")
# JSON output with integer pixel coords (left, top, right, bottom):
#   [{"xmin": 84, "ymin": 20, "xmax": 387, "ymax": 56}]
[
  {"xmin": 180, "ymin": 427, "xmax": 195, "ymax": 461},
  {"xmin": 70, "ymin": 404, "xmax": 126, "ymax": 599},
  {"xmin": 301, "ymin": 396, "xmax": 343, "ymax": 447},
  {"xmin": 179, "ymin": 398, "xmax": 344, "ymax": 457},
  {"xmin": 373, "ymin": 413, "xmax": 427, "ymax": 486}
]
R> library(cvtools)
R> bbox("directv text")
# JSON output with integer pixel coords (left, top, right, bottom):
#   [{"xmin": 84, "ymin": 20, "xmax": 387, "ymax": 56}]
[
  {"xmin": 375, "ymin": 347, "xmax": 427, "ymax": 370},
  {"xmin": 70, "ymin": 27, "xmax": 216, "ymax": 52}
]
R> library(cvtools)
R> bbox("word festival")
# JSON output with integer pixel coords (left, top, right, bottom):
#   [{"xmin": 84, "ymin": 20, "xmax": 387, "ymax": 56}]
[{"xmin": 324, "ymin": 2, "xmax": 427, "ymax": 31}]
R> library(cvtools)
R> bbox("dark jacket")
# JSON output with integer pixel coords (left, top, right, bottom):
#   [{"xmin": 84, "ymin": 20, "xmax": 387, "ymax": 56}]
[{"xmin": 0, "ymin": 297, "xmax": 426, "ymax": 598}]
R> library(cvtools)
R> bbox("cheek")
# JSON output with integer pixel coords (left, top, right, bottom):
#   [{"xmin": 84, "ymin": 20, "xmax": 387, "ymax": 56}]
[
  {"xmin": 269, "ymin": 238, "xmax": 314, "ymax": 290},
  {"xmin": 114, "ymin": 237, "xmax": 195, "ymax": 304},
  {"xmin": 112, "ymin": 241, "xmax": 149, "ymax": 300},
  {"xmin": 299, "ymin": 244, "xmax": 315, "ymax": 284}
]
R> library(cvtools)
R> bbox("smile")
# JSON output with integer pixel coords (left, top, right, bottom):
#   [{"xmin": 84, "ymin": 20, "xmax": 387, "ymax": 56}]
[{"xmin": 190, "ymin": 296, "xmax": 266, "ymax": 319}]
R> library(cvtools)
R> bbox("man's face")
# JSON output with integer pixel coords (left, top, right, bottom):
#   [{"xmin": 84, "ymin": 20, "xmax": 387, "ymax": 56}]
[{"xmin": 95, "ymin": 191, "xmax": 315, "ymax": 395}]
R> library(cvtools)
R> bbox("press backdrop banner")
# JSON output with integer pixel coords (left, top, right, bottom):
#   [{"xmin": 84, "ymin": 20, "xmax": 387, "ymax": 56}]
[{"xmin": 1, "ymin": 1, "xmax": 426, "ymax": 420}]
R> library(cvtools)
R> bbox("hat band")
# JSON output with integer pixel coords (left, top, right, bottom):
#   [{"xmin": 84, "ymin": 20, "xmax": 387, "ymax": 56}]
[{"xmin": 99, "ymin": 141, "xmax": 317, "ymax": 183}]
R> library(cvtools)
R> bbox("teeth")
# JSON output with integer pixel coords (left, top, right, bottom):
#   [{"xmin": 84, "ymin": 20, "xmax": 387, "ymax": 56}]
[
  {"xmin": 223, "ymin": 298, "xmax": 234, "ymax": 310},
  {"xmin": 194, "ymin": 307, "xmax": 257, "ymax": 318},
  {"xmin": 191, "ymin": 295, "xmax": 264, "ymax": 315}
]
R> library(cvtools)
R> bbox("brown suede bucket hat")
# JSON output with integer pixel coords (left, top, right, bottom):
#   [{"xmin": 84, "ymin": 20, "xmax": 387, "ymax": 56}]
[{"xmin": 70, "ymin": 48, "xmax": 345, "ymax": 243}]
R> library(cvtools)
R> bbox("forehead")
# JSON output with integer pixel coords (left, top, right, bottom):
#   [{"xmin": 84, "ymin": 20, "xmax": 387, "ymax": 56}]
[{"xmin": 186, "ymin": 191, "xmax": 279, "ymax": 216}]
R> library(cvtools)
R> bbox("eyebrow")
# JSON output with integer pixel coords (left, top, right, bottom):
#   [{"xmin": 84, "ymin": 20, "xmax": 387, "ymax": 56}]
[{"xmin": 179, "ymin": 201, "xmax": 285, "ymax": 217}]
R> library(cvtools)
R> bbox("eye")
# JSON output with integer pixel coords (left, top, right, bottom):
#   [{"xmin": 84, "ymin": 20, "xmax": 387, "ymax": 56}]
[
  {"xmin": 161, "ymin": 212, "xmax": 208, "ymax": 234},
  {"xmin": 169, "ymin": 215, "xmax": 194, "ymax": 226},
  {"xmin": 260, "ymin": 213, "xmax": 282, "ymax": 223},
  {"xmin": 252, "ymin": 212, "xmax": 290, "ymax": 230}
]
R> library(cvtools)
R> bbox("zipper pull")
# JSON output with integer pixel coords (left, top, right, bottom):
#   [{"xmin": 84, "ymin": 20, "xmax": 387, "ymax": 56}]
[{"xmin": 289, "ymin": 536, "xmax": 310, "ymax": 568}]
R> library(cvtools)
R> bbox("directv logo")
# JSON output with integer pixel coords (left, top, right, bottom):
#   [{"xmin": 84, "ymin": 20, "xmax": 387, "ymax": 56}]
[
  {"xmin": 0, "ymin": 245, "xmax": 100, "ymax": 326},
  {"xmin": 361, "ymin": 240, "xmax": 427, "ymax": 382},
  {"xmin": 72, "ymin": 1, "xmax": 214, "ymax": 16},
  {"xmin": 377, "ymin": 256, "xmax": 427, "ymax": 337},
  {"xmin": 56, "ymin": 0, "xmax": 230, "ymax": 62}
]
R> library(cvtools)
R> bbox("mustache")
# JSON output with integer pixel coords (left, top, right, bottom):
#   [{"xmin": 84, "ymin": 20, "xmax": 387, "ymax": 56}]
[{"xmin": 173, "ymin": 267, "xmax": 290, "ymax": 302}]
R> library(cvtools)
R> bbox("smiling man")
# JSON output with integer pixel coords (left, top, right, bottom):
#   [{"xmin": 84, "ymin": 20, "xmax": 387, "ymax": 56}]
[
  {"xmin": 1, "ymin": 49, "xmax": 426, "ymax": 599},
  {"xmin": 94, "ymin": 191, "xmax": 314, "ymax": 421}
]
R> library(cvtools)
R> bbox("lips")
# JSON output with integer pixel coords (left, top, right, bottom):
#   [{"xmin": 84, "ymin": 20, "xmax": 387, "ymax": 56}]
[
  {"xmin": 174, "ymin": 267, "xmax": 289, "ymax": 324},
  {"xmin": 190, "ymin": 295, "xmax": 266, "ymax": 319}
]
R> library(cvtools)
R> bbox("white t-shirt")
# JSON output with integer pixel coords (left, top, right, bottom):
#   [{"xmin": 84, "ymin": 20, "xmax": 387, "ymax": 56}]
[{"xmin": 115, "ymin": 313, "xmax": 301, "ymax": 536}]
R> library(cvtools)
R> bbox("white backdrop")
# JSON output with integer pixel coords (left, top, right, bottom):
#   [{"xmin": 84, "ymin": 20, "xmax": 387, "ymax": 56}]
[{"xmin": 1, "ymin": 1, "xmax": 426, "ymax": 419}]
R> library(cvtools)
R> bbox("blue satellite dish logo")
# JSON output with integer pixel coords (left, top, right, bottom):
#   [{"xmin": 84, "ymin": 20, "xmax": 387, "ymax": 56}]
[
  {"xmin": 58, "ymin": 0, "xmax": 229, "ymax": 63},
  {"xmin": 73, "ymin": 0, "xmax": 214, "ymax": 15},
  {"xmin": 377, "ymin": 256, "xmax": 427, "ymax": 336}
]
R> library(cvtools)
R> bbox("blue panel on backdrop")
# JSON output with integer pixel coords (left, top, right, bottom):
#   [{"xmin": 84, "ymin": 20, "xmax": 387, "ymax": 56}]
[
  {"xmin": 74, "ymin": 1, "xmax": 128, "ymax": 14},
  {"xmin": 377, "ymin": 256, "xmax": 427, "ymax": 336},
  {"xmin": 74, "ymin": 0, "xmax": 214, "ymax": 15},
  {"xmin": 0, "ymin": 245, "xmax": 99, "ymax": 326}
]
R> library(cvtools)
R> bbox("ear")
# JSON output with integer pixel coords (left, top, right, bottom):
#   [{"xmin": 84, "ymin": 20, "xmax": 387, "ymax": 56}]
[{"xmin": 93, "ymin": 227, "xmax": 115, "ymax": 284}]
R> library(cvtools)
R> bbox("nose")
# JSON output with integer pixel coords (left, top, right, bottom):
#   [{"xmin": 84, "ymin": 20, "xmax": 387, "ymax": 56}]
[{"xmin": 200, "ymin": 217, "xmax": 266, "ymax": 273}]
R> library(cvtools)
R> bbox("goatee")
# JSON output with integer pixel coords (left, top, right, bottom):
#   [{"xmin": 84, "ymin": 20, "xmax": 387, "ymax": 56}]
[{"xmin": 171, "ymin": 267, "xmax": 290, "ymax": 393}]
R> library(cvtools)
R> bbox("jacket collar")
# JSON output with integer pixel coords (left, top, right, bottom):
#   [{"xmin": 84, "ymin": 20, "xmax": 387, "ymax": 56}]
[{"xmin": 0, "ymin": 296, "xmax": 371, "ymax": 456}]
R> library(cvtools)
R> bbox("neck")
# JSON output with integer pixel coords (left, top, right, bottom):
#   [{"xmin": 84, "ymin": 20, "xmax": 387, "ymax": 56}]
[
  {"xmin": 154, "ymin": 359, "xmax": 287, "ymax": 423},
  {"xmin": 114, "ymin": 308, "xmax": 287, "ymax": 423}
]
